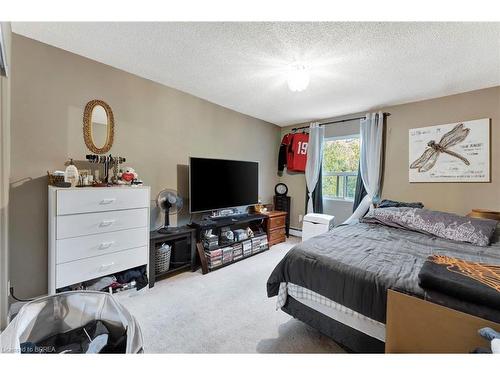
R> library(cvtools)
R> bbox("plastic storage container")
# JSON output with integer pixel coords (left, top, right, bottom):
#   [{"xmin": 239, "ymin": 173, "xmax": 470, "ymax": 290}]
[
  {"xmin": 302, "ymin": 213, "xmax": 335, "ymax": 241},
  {"xmin": 155, "ymin": 243, "xmax": 172, "ymax": 274}
]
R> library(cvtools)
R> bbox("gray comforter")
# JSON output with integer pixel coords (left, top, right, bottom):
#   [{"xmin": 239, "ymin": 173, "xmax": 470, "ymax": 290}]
[{"xmin": 267, "ymin": 222, "xmax": 500, "ymax": 323}]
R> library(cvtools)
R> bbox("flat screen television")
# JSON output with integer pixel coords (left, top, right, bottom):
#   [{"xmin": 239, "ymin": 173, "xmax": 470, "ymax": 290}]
[{"xmin": 189, "ymin": 157, "xmax": 259, "ymax": 213}]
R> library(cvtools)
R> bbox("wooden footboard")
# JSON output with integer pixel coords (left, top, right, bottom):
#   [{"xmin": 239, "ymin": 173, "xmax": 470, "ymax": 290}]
[{"xmin": 385, "ymin": 289, "xmax": 500, "ymax": 353}]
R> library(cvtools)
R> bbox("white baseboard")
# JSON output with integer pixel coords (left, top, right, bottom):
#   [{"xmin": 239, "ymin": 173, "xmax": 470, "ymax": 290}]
[{"xmin": 289, "ymin": 228, "xmax": 302, "ymax": 237}]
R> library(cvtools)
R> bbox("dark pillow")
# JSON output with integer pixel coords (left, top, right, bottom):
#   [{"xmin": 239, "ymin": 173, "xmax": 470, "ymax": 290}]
[{"xmin": 378, "ymin": 199, "xmax": 424, "ymax": 209}]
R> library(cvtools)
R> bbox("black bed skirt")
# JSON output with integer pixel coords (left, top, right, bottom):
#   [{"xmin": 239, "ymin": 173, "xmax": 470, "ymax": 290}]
[{"xmin": 282, "ymin": 296, "xmax": 385, "ymax": 353}]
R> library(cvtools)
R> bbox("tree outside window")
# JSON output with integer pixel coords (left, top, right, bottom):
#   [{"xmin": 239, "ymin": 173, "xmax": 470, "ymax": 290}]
[{"xmin": 322, "ymin": 135, "xmax": 360, "ymax": 201}]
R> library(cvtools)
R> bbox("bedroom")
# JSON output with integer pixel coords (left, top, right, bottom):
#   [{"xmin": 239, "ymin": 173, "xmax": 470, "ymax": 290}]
[{"xmin": 1, "ymin": 1, "xmax": 500, "ymax": 373}]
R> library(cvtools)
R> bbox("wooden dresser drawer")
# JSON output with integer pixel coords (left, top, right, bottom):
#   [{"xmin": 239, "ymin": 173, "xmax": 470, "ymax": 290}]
[
  {"xmin": 268, "ymin": 215, "xmax": 286, "ymax": 229},
  {"xmin": 56, "ymin": 227, "xmax": 148, "ymax": 264},
  {"xmin": 57, "ymin": 187, "xmax": 149, "ymax": 215},
  {"xmin": 56, "ymin": 208, "xmax": 148, "ymax": 239},
  {"xmin": 56, "ymin": 246, "xmax": 147, "ymax": 289},
  {"xmin": 268, "ymin": 227, "xmax": 286, "ymax": 243}
]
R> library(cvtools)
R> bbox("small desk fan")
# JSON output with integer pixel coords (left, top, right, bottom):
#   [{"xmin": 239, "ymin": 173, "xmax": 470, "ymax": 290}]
[{"xmin": 156, "ymin": 189, "xmax": 183, "ymax": 233}]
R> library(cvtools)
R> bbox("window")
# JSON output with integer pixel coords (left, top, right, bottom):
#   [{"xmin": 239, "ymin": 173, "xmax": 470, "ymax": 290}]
[{"xmin": 322, "ymin": 135, "xmax": 360, "ymax": 201}]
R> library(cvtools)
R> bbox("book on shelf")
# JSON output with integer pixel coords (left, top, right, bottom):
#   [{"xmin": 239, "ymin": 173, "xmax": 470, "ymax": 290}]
[
  {"xmin": 242, "ymin": 240, "xmax": 252, "ymax": 256},
  {"xmin": 205, "ymin": 248, "xmax": 223, "ymax": 257},
  {"xmin": 251, "ymin": 235, "xmax": 268, "ymax": 254},
  {"xmin": 221, "ymin": 246, "xmax": 234, "ymax": 264},
  {"xmin": 204, "ymin": 231, "xmax": 270, "ymax": 270},
  {"xmin": 208, "ymin": 259, "xmax": 223, "ymax": 268}
]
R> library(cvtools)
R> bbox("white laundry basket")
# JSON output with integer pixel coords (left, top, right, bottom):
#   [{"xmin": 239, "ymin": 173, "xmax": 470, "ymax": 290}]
[
  {"xmin": 302, "ymin": 213, "xmax": 335, "ymax": 241},
  {"xmin": 0, "ymin": 291, "xmax": 143, "ymax": 354}
]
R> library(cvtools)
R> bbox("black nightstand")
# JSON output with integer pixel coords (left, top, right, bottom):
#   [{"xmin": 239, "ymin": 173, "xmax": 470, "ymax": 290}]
[{"xmin": 149, "ymin": 227, "xmax": 197, "ymax": 287}]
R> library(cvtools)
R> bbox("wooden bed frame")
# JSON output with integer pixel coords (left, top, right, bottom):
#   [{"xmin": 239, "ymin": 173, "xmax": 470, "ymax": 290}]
[{"xmin": 386, "ymin": 290, "xmax": 500, "ymax": 353}]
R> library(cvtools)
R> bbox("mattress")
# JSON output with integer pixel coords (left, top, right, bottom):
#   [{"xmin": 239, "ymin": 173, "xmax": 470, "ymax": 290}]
[
  {"xmin": 267, "ymin": 222, "xmax": 500, "ymax": 323},
  {"xmin": 277, "ymin": 282, "xmax": 386, "ymax": 342}
]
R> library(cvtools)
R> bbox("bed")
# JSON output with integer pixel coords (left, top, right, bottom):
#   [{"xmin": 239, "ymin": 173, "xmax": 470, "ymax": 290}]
[{"xmin": 267, "ymin": 218, "xmax": 500, "ymax": 353}]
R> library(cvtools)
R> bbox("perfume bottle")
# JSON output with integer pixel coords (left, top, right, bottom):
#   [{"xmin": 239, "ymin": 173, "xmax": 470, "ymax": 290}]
[{"xmin": 64, "ymin": 159, "xmax": 79, "ymax": 187}]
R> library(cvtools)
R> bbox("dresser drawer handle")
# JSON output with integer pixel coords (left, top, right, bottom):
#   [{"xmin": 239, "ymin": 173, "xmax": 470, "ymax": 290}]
[
  {"xmin": 99, "ymin": 198, "xmax": 116, "ymax": 205},
  {"xmin": 99, "ymin": 220, "xmax": 115, "ymax": 227},
  {"xmin": 99, "ymin": 262, "xmax": 115, "ymax": 271},
  {"xmin": 99, "ymin": 241, "xmax": 115, "ymax": 249}
]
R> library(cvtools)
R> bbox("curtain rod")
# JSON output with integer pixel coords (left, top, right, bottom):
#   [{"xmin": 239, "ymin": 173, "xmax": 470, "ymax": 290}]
[{"xmin": 291, "ymin": 112, "xmax": 391, "ymax": 132}]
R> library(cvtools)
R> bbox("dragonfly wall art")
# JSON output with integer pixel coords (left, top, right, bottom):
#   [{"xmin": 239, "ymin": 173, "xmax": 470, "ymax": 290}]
[
  {"xmin": 408, "ymin": 118, "xmax": 489, "ymax": 183},
  {"xmin": 410, "ymin": 123, "xmax": 470, "ymax": 173}
]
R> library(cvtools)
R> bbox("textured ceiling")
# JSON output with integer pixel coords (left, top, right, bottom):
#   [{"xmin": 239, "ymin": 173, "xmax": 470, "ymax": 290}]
[{"xmin": 12, "ymin": 22, "xmax": 500, "ymax": 126}]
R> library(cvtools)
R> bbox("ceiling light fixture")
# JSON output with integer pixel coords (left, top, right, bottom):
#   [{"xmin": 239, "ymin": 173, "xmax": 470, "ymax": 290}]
[{"xmin": 286, "ymin": 63, "xmax": 310, "ymax": 92}]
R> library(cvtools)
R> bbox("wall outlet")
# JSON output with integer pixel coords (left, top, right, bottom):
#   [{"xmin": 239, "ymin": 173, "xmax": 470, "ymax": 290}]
[{"xmin": 298, "ymin": 214, "xmax": 303, "ymax": 223}]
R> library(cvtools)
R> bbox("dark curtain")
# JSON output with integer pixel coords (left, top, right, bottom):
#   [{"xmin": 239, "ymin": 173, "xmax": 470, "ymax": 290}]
[
  {"xmin": 352, "ymin": 164, "xmax": 367, "ymax": 212},
  {"xmin": 305, "ymin": 168, "xmax": 323, "ymax": 214}
]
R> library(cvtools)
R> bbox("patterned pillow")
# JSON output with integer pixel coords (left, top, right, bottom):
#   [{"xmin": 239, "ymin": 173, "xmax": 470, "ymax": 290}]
[{"xmin": 362, "ymin": 207, "xmax": 498, "ymax": 246}]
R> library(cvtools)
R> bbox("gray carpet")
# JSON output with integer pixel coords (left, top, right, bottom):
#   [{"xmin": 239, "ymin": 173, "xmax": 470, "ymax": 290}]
[{"xmin": 117, "ymin": 237, "xmax": 345, "ymax": 353}]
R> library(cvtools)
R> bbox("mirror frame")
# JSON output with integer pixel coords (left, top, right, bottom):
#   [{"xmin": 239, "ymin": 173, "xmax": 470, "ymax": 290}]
[{"xmin": 83, "ymin": 99, "xmax": 115, "ymax": 154}]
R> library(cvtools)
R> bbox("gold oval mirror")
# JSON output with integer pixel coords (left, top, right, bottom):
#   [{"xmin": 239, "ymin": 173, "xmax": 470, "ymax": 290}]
[{"xmin": 83, "ymin": 99, "xmax": 114, "ymax": 154}]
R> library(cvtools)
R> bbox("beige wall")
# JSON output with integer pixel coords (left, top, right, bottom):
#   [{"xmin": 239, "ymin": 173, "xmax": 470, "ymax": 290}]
[
  {"xmin": 9, "ymin": 34, "xmax": 280, "ymax": 298},
  {"xmin": 383, "ymin": 86, "xmax": 500, "ymax": 214},
  {"xmin": 1, "ymin": 22, "xmax": 12, "ymax": 329},
  {"xmin": 281, "ymin": 86, "xmax": 500, "ymax": 229}
]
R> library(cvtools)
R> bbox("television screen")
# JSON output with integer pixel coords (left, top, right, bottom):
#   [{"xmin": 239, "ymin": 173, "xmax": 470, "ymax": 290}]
[{"xmin": 189, "ymin": 157, "xmax": 259, "ymax": 213}]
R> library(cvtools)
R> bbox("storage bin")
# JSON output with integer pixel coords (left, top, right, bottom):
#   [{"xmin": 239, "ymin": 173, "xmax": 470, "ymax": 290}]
[
  {"xmin": 0, "ymin": 291, "xmax": 143, "ymax": 354},
  {"xmin": 155, "ymin": 243, "xmax": 172, "ymax": 274},
  {"xmin": 302, "ymin": 213, "xmax": 335, "ymax": 241}
]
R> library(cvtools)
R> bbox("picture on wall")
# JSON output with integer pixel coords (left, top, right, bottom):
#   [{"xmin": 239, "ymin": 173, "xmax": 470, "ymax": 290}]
[{"xmin": 409, "ymin": 118, "xmax": 490, "ymax": 183}]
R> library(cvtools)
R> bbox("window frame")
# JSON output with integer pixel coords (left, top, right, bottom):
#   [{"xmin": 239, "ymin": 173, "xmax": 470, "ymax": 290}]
[{"xmin": 322, "ymin": 134, "xmax": 360, "ymax": 202}]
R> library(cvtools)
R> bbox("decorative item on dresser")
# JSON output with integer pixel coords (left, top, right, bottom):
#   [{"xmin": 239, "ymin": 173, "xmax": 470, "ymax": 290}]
[
  {"xmin": 86, "ymin": 154, "xmax": 128, "ymax": 185},
  {"xmin": 48, "ymin": 186, "xmax": 150, "ymax": 294},
  {"xmin": 263, "ymin": 211, "xmax": 287, "ymax": 246}
]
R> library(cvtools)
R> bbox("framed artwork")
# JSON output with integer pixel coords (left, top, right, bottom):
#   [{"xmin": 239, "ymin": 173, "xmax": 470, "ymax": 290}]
[{"xmin": 409, "ymin": 118, "xmax": 490, "ymax": 183}]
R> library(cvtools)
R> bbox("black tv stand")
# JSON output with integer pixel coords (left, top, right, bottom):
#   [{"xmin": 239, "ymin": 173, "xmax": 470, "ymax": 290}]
[
  {"xmin": 192, "ymin": 213, "xmax": 266, "ymax": 228},
  {"xmin": 189, "ymin": 213, "xmax": 268, "ymax": 274}
]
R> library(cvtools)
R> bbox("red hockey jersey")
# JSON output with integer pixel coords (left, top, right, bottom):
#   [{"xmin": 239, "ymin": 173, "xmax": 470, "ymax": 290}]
[{"xmin": 287, "ymin": 133, "xmax": 309, "ymax": 172}]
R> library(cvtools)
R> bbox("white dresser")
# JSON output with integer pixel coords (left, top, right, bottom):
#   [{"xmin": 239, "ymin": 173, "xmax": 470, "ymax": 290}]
[{"xmin": 48, "ymin": 186, "xmax": 150, "ymax": 294}]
